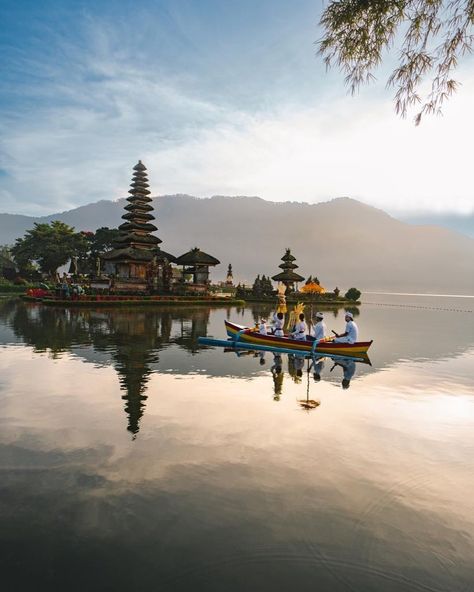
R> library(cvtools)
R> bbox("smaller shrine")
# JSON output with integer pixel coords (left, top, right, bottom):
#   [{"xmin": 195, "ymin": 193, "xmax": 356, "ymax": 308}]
[
  {"xmin": 271, "ymin": 248, "xmax": 305, "ymax": 291},
  {"xmin": 225, "ymin": 264, "xmax": 234, "ymax": 286},
  {"xmin": 175, "ymin": 248, "xmax": 220, "ymax": 292}
]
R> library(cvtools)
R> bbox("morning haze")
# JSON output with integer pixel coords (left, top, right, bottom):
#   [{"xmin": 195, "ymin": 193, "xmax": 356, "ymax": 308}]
[{"xmin": 1, "ymin": 195, "xmax": 473, "ymax": 294}]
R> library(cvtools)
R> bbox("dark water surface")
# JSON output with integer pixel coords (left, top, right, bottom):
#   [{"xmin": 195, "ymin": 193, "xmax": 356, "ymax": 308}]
[{"xmin": 0, "ymin": 295, "xmax": 473, "ymax": 592}]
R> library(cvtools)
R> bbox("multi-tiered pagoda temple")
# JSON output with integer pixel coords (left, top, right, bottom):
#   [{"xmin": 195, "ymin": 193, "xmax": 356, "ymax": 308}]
[
  {"xmin": 102, "ymin": 161, "xmax": 174, "ymax": 291},
  {"xmin": 272, "ymin": 248, "xmax": 305, "ymax": 291}
]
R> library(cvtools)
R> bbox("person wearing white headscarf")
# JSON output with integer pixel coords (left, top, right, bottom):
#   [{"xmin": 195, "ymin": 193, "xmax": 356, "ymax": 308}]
[
  {"xmin": 291, "ymin": 313, "xmax": 308, "ymax": 341},
  {"xmin": 334, "ymin": 312, "xmax": 359, "ymax": 344},
  {"xmin": 312, "ymin": 312, "xmax": 327, "ymax": 341}
]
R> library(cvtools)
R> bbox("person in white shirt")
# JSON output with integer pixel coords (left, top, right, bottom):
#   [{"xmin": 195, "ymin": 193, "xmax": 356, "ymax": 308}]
[
  {"xmin": 258, "ymin": 318, "xmax": 268, "ymax": 335},
  {"xmin": 291, "ymin": 313, "xmax": 308, "ymax": 341},
  {"xmin": 312, "ymin": 312, "xmax": 327, "ymax": 342},
  {"xmin": 272, "ymin": 312, "xmax": 285, "ymax": 337},
  {"xmin": 334, "ymin": 312, "xmax": 359, "ymax": 343}
]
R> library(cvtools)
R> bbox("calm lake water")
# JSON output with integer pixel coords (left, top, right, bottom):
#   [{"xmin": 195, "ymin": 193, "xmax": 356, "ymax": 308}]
[{"xmin": 1, "ymin": 294, "xmax": 473, "ymax": 592}]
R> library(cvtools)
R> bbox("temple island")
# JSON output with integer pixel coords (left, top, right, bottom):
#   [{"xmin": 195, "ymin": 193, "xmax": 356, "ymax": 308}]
[{"xmin": 18, "ymin": 160, "xmax": 360, "ymax": 307}]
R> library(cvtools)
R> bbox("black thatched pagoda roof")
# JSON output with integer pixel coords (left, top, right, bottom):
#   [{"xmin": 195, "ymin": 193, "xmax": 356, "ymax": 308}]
[
  {"xmin": 281, "ymin": 248, "xmax": 296, "ymax": 262},
  {"xmin": 124, "ymin": 203, "xmax": 154, "ymax": 213},
  {"xmin": 272, "ymin": 270, "xmax": 305, "ymax": 282},
  {"xmin": 154, "ymin": 248, "xmax": 177, "ymax": 263},
  {"xmin": 175, "ymin": 247, "xmax": 220, "ymax": 266},
  {"xmin": 102, "ymin": 247, "xmax": 155, "ymax": 262},
  {"xmin": 114, "ymin": 232, "xmax": 161, "ymax": 246},
  {"xmin": 118, "ymin": 221, "xmax": 158, "ymax": 233},
  {"xmin": 278, "ymin": 261, "xmax": 298, "ymax": 270}
]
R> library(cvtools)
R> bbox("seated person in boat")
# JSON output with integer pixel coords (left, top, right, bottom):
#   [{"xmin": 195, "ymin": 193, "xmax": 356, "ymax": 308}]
[
  {"xmin": 333, "ymin": 312, "xmax": 359, "ymax": 344},
  {"xmin": 312, "ymin": 312, "xmax": 327, "ymax": 342},
  {"xmin": 258, "ymin": 318, "xmax": 268, "ymax": 335},
  {"xmin": 272, "ymin": 312, "xmax": 285, "ymax": 337},
  {"xmin": 291, "ymin": 313, "xmax": 308, "ymax": 341}
]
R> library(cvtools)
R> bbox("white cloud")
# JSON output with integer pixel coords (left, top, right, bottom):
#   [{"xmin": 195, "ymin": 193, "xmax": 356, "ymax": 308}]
[
  {"xmin": 1, "ymin": 24, "xmax": 474, "ymax": 216},
  {"xmin": 147, "ymin": 79, "xmax": 474, "ymax": 215}
]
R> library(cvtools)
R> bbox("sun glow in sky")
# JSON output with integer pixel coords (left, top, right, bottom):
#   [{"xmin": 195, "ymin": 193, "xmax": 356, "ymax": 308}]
[{"xmin": 1, "ymin": 0, "xmax": 474, "ymax": 216}]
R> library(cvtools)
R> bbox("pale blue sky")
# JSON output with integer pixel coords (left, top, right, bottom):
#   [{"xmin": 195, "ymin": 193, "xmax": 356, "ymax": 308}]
[{"xmin": 1, "ymin": 0, "xmax": 473, "ymax": 216}]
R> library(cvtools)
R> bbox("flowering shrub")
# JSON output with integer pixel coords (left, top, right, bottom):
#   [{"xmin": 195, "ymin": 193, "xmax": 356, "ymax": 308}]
[{"xmin": 26, "ymin": 288, "xmax": 50, "ymax": 298}]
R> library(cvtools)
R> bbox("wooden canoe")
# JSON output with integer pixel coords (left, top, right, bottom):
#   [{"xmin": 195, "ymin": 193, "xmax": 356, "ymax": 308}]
[{"xmin": 225, "ymin": 320, "xmax": 372, "ymax": 356}]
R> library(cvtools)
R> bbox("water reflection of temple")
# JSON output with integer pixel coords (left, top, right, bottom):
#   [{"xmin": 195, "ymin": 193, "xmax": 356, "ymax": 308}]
[
  {"xmin": 3, "ymin": 302, "xmax": 209, "ymax": 437},
  {"xmin": 102, "ymin": 312, "xmax": 163, "ymax": 436},
  {"xmin": 174, "ymin": 309, "xmax": 210, "ymax": 353}
]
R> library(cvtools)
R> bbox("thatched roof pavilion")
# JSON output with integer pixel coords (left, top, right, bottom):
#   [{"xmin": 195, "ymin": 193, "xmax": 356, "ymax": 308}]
[{"xmin": 176, "ymin": 247, "xmax": 220, "ymax": 285}]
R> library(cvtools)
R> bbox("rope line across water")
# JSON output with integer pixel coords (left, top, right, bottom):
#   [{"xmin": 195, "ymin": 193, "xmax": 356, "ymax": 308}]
[{"xmin": 364, "ymin": 302, "xmax": 473, "ymax": 313}]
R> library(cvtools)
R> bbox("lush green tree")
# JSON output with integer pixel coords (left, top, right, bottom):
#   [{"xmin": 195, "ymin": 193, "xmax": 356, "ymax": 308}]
[
  {"xmin": 252, "ymin": 274, "xmax": 262, "ymax": 297},
  {"xmin": 319, "ymin": 0, "xmax": 474, "ymax": 124},
  {"xmin": 260, "ymin": 275, "xmax": 274, "ymax": 297},
  {"xmin": 0, "ymin": 245, "xmax": 18, "ymax": 280},
  {"xmin": 89, "ymin": 227, "xmax": 120, "ymax": 255},
  {"xmin": 11, "ymin": 221, "xmax": 89, "ymax": 277},
  {"xmin": 345, "ymin": 287, "xmax": 362, "ymax": 302},
  {"xmin": 0, "ymin": 245, "xmax": 13, "ymax": 260},
  {"xmin": 71, "ymin": 227, "xmax": 120, "ymax": 274}
]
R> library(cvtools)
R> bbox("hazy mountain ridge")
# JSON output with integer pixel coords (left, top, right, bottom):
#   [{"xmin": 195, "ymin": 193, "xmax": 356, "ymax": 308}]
[
  {"xmin": 1, "ymin": 196, "xmax": 473, "ymax": 293},
  {"xmin": 402, "ymin": 212, "xmax": 474, "ymax": 238}
]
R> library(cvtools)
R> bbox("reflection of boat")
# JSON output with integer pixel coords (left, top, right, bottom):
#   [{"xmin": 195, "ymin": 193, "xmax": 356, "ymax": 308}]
[{"xmin": 223, "ymin": 320, "xmax": 373, "ymax": 356}]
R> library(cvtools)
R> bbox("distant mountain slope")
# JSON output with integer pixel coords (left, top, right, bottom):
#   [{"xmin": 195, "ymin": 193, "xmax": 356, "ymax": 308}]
[
  {"xmin": 1, "ymin": 196, "xmax": 473, "ymax": 294},
  {"xmin": 401, "ymin": 212, "xmax": 474, "ymax": 238}
]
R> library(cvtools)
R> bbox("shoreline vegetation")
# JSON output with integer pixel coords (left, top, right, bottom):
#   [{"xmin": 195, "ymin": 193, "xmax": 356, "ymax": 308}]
[
  {"xmin": 0, "ymin": 285, "xmax": 361, "ymax": 308},
  {"xmin": 14, "ymin": 293, "xmax": 360, "ymax": 308},
  {"xmin": 0, "ymin": 281, "xmax": 360, "ymax": 309},
  {"xmin": 20, "ymin": 294, "xmax": 246, "ymax": 307}
]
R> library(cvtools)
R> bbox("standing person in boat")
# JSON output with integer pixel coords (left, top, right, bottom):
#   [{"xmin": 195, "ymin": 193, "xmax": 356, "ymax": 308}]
[
  {"xmin": 272, "ymin": 311, "xmax": 285, "ymax": 337},
  {"xmin": 333, "ymin": 311, "xmax": 359, "ymax": 343},
  {"xmin": 312, "ymin": 312, "xmax": 327, "ymax": 342},
  {"xmin": 291, "ymin": 313, "xmax": 308, "ymax": 341}
]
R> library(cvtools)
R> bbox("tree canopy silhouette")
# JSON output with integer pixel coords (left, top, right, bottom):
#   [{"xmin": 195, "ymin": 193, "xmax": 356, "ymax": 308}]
[
  {"xmin": 12, "ymin": 221, "xmax": 88, "ymax": 277},
  {"xmin": 318, "ymin": 0, "xmax": 474, "ymax": 124}
]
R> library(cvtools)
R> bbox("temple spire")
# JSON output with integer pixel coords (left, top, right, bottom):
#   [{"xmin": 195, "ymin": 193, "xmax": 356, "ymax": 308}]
[{"xmin": 101, "ymin": 161, "xmax": 163, "ymax": 281}]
